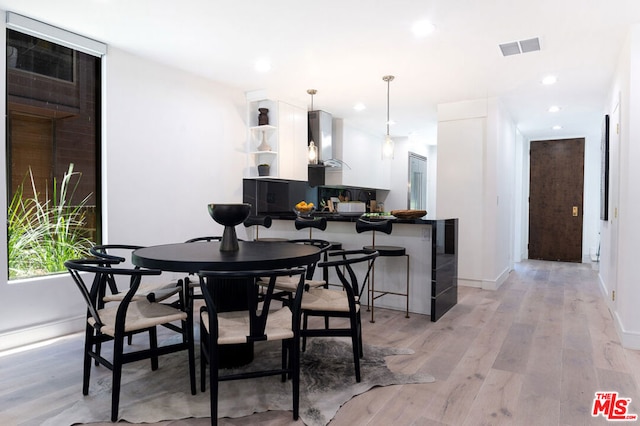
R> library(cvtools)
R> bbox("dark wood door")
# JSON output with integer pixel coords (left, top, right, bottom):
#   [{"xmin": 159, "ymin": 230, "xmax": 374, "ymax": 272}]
[{"xmin": 529, "ymin": 138, "xmax": 584, "ymax": 262}]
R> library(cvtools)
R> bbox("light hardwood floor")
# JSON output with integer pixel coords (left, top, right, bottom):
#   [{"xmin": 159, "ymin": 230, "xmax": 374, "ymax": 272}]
[{"xmin": 2, "ymin": 260, "xmax": 639, "ymax": 425}]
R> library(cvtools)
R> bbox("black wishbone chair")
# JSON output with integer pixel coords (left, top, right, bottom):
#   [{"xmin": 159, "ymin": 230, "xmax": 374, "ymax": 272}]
[
  {"xmin": 65, "ymin": 258, "xmax": 196, "ymax": 422},
  {"xmin": 90, "ymin": 244, "xmax": 183, "ymax": 304},
  {"xmin": 258, "ymin": 239, "xmax": 331, "ymax": 305},
  {"xmin": 300, "ymin": 249, "xmax": 378, "ymax": 382},
  {"xmin": 198, "ymin": 267, "xmax": 306, "ymax": 424},
  {"xmin": 182, "ymin": 236, "xmax": 224, "ymax": 307},
  {"xmin": 294, "ymin": 216, "xmax": 344, "ymax": 290},
  {"xmin": 89, "ymin": 244, "xmax": 185, "ymax": 354}
]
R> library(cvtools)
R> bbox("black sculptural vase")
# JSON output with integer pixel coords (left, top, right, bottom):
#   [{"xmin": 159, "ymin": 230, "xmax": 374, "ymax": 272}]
[
  {"xmin": 208, "ymin": 203, "xmax": 251, "ymax": 252},
  {"xmin": 258, "ymin": 108, "xmax": 269, "ymax": 125}
]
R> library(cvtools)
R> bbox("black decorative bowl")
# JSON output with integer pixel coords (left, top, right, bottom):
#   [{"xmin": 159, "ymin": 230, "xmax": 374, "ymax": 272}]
[{"xmin": 208, "ymin": 203, "xmax": 251, "ymax": 251}]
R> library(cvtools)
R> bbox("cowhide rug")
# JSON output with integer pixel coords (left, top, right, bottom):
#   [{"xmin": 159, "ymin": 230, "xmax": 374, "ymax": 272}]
[{"xmin": 43, "ymin": 338, "xmax": 434, "ymax": 426}]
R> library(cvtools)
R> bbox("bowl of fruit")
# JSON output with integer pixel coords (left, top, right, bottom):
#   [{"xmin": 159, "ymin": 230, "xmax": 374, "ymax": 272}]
[{"xmin": 293, "ymin": 201, "xmax": 315, "ymax": 217}]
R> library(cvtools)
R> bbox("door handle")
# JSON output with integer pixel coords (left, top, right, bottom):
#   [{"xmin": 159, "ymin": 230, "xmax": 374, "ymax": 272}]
[{"xmin": 572, "ymin": 206, "xmax": 578, "ymax": 217}]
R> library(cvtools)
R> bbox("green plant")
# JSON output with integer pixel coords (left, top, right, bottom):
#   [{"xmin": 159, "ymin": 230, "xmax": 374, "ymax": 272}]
[{"xmin": 7, "ymin": 164, "xmax": 94, "ymax": 279}]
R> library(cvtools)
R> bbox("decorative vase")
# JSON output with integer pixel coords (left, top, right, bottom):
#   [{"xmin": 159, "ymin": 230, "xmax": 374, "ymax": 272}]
[
  {"xmin": 258, "ymin": 108, "xmax": 269, "ymax": 125},
  {"xmin": 257, "ymin": 164, "xmax": 270, "ymax": 176},
  {"xmin": 207, "ymin": 203, "xmax": 251, "ymax": 252},
  {"xmin": 256, "ymin": 130, "xmax": 271, "ymax": 151}
]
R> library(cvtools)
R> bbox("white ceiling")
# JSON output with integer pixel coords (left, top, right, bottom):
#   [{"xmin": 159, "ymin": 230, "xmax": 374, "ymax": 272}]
[{"xmin": 3, "ymin": 0, "xmax": 640, "ymax": 144}]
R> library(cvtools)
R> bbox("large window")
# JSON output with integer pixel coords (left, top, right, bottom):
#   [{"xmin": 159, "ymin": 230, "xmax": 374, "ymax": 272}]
[{"xmin": 5, "ymin": 14, "xmax": 104, "ymax": 279}]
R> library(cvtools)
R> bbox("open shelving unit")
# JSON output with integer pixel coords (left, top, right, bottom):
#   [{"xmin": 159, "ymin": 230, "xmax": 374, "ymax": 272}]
[
  {"xmin": 245, "ymin": 93, "xmax": 308, "ymax": 181},
  {"xmin": 246, "ymin": 100, "xmax": 278, "ymax": 178}
]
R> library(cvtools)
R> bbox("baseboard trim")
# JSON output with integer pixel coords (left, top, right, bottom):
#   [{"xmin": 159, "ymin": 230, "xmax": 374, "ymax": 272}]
[
  {"xmin": 0, "ymin": 316, "xmax": 84, "ymax": 353},
  {"xmin": 482, "ymin": 267, "xmax": 510, "ymax": 291},
  {"xmin": 612, "ymin": 311, "xmax": 640, "ymax": 350},
  {"xmin": 598, "ymin": 275, "xmax": 640, "ymax": 350},
  {"xmin": 458, "ymin": 278, "xmax": 482, "ymax": 288},
  {"xmin": 459, "ymin": 267, "xmax": 510, "ymax": 291}
]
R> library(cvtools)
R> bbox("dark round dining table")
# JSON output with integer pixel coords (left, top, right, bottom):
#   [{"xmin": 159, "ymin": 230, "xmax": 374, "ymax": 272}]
[
  {"xmin": 132, "ymin": 240, "xmax": 321, "ymax": 366},
  {"xmin": 132, "ymin": 240, "xmax": 320, "ymax": 273}
]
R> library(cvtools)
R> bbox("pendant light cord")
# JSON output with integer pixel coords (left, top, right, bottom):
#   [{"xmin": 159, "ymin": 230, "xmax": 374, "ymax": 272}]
[
  {"xmin": 307, "ymin": 89, "xmax": 317, "ymax": 111},
  {"xmin": 386, "ymin": 78, "xmax": 390, "ymax": 136},
  {"xmin": 382, "ymin": 75, "xmax": 394, "ymax": 136}
]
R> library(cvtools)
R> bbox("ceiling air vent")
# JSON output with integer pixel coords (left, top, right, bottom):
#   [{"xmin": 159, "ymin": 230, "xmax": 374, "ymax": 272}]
[
  {"xmin": 519, "ymin": 37, "xmax": 541, "ymax": 53},
  {"xmin": 499, "ymin": 41, "xmax": 521, "ymax": 56},
  {"xmin": 499, "ymin": 37, "xmax": 541, "ymax": 56}
]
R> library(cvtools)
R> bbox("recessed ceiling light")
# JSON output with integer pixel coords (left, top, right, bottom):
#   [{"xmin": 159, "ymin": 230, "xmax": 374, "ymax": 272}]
[
  {"xmin": 548, "ymin": 105, "xmax": 561, "ymax": 113},
  {"xmin": 254, "ymin": 59, "xmax": 271, "ymax": 73},
  {"xmin": 542, "ymin": 75, "xmax": 557, "ymax": 85},
  {"xmin": 411, "ymin": 20, "xmax": 435, "ymax": 38},
  {"xmin": 552, "ymin": 125, "xmax": 562, "ymax": 130},
  {"xmin": 353, "ymin": 102, "xmax": 366, "ymax": 111}
]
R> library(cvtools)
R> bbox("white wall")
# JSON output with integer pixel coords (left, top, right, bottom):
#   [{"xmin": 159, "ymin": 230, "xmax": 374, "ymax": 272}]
[
  {"xmin": 426, "ymin": 144, "xmax": 438, "ymax": 218},
  {"xmin": 513, "ymin": 129, "xmax": 527, "ymax": 262},
  {"xmin": 436, "ymin": 98, "xmax": 515, "ymax": 289},
  {"xmin": 103, "ymin": 48, "xmax": 246, "ymax": 247},
  {"xmin": 0, "ymin": 37, "xmax": 246, "ymax": 351},
  {"xmin": 603, "ymin": 24, "xmax": 640, "ymax": 349},
  {"xmin": 486, "ymin": 99, "xmax": 516, "ymax": 282},
  {"xmin": 326, "ymin": 118, "xmax": 392, "ymax": 191},
  {"xmin": 615, "ymin": 25, "xmax": 640, "ymax": 348},
  {"xmin": 437, "ymin": 114, "xmax": 485, "ymax": 286}
]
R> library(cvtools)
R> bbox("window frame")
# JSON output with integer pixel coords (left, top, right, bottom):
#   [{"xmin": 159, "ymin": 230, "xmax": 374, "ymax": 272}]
[{"xmin": 4, "ymin": 13, "xmax": 106, "ymax": 282}]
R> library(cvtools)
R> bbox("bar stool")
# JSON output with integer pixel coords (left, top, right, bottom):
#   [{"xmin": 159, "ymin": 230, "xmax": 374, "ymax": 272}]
[
  {"xmin": 243, "ymin": 215, "xmax": 287, "ymax": 241},
  {"xmin": 295, "ymin": 217, "xmax": 343, "ymax": 288},
  {"xmin": 294, "ymin": 216, "xmax": 327, "ymax": 238},
  {"xmin": 355, "ymin": 218, "xmax": 409, "ymax": 322}
]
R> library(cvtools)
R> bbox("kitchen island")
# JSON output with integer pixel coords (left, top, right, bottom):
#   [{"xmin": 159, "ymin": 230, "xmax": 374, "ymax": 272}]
[{"xmin": 242, "ymin": 214, "xmax": 458, "ymax": 322}]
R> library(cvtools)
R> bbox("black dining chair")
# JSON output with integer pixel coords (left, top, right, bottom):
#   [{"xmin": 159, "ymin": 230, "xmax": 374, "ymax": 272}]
[
  {"xmin": 294, "ymin": 217, "xmax": 343, "ymax": 290},
  {"xmin": 65, "ymin": 258, "xmax": 196, "ymax": 422},
  {"xmin": 258, "ymin": 239, "xmax": 332, "ymax": 306},
  {"xmin": 198, "ymin": 267, "xmax": 306, "ymax": 424},
  {"xmin": 89, "ymin": 244, "xmax": 186, "ymax": 356},
  {"xmin": 300, "ymin": 249, "xmax": 378, "ymax": 382},
  {"xmin": 184, "ymin": 236, "xmax": 224, "ymax": 243},
  {"xmin": 90, "ymin": 244, "xmax": 183, "ymax": 304},
  {"xmin": 356, "ymin": 218, "xmax": 410, "ymax": 322},
  {"xmin": 182, "ymin": 237, "xmax": 224, "ymax": 306}
]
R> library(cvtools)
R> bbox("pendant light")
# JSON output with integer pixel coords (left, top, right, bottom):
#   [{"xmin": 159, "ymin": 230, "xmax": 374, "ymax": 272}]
[
  {"xmin": 382, "ymin": 75, "xmax": 395, "ymax": 159},
  {"xmin": 307, "ymin": 89, "xmax": 319, "ymax": 164}
]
